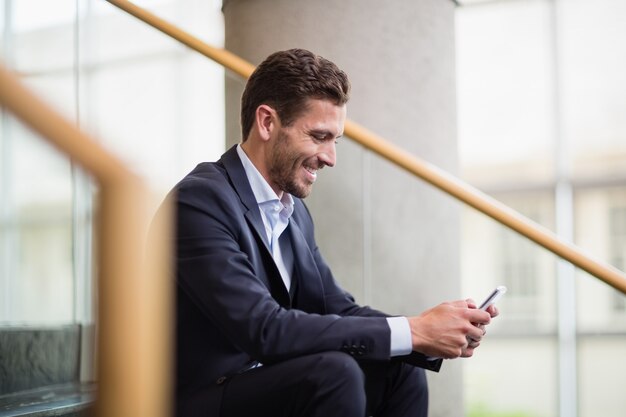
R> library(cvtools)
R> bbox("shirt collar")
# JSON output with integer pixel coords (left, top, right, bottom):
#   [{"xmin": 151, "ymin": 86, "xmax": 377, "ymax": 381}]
[{"xmin": 236, "ymin": 144, "xmax": 294, "ymax": 211}]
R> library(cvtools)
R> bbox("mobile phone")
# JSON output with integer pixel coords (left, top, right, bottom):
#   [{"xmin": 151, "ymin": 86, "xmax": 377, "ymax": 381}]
[{"xmin": 478, "ymin": 286, "xmax": 507, "ymax": 310}]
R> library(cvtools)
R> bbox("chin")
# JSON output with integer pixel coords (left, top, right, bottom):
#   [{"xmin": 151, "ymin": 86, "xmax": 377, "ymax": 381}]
[
  {"xmin": 294, "ymin": 190, "xmax": 311, "ymax": 199},
  {"xmin": 289, "ymin": 184, "xmax": 313, "ymax": 199}
]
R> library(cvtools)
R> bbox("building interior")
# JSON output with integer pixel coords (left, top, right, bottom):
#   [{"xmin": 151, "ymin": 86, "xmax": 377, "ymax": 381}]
[{"xmin": 1, "ymin": 1, "xmax": 626, "ymax": 416}]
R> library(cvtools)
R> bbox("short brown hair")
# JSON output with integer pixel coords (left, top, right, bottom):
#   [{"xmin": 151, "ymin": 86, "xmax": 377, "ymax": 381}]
[{"xmin": 240, "ymin": 48, "xmax": 350, "ymax": 140}]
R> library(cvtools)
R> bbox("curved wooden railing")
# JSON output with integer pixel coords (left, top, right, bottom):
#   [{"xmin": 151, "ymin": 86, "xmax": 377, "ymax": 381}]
[
  {"xmin": 0, "ymin": 64, "xmax": 172, "ymax": 417},
  {"xmin": 3, "ymin": 2, "xmax": 625, "ymax": 417},
  {"xmin": 105, "ymin": 0, "xmax": 626, "ymax": 295}
]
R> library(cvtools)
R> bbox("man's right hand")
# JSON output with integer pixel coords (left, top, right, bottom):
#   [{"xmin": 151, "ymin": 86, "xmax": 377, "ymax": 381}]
[{"xmin": 407, "ymin": 300, "xmax": 491, "ymax": 359}]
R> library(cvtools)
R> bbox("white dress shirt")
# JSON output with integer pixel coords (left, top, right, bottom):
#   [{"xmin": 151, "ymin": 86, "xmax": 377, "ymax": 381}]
[{"xmin": 236, "ymin": 145, "xmax": 412, "ymax": 357}]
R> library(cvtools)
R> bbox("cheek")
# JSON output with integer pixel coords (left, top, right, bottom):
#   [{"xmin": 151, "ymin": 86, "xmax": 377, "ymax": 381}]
[
  {"xmin": 272, "ymin": 145, "xmax": 299, "ymax": 175},
  {"xmin": 285, "ymin": 146, "xmax": 308, "ymax": 167}
]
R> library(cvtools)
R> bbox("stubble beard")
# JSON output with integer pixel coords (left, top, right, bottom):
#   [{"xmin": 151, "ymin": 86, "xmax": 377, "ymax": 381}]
[{"xmin": 268, "ymin": 131, "xmax": 314, "ymax": 199}]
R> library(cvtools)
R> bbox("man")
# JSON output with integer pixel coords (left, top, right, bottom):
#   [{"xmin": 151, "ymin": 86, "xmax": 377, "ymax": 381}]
[{"xmin": 172, "ymin": 48, "xmax": 497, "ymax": 417}]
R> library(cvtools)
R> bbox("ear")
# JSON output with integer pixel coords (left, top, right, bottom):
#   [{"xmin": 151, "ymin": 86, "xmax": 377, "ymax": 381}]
[{"xmin": 254, "ymin": 104, "xmax": 278, "ymax": 142}]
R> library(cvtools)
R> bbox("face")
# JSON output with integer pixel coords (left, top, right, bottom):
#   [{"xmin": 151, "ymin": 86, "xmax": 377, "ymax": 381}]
[{"xmin": 267, "ymin": 99, "xmax": 346, "ymax": 198}]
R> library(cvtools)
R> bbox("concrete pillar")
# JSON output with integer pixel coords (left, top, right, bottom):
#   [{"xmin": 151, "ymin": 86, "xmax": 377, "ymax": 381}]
[{"xmin": 223, "ymin": 1, "xmax": 461, "ymax": 415}]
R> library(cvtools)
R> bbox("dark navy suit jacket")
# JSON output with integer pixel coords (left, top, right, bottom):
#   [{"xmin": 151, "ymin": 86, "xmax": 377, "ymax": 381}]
[{"xmin": 172, "ymin": 145, "xmax": 442, "ymax": 413}]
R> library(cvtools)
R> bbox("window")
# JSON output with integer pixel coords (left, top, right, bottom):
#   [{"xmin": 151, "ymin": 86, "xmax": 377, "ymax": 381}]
[
  {"xmin": 0, "ymin": 0, "xmax": 225, "ymax": 326},
  {"xmin": 493, "ymin": 193, "xmax": 555, "ymax": 328},
  {"xmin": 499, "ymin": 225, "xmax": 539, "ymax": 298},
  {"xmin": 0, "ymin": 1, "xmax": 225, "ymax": 392},
  {"xmin": 1, "ymin": 1, "xmax": 78, "ymax": 325}
]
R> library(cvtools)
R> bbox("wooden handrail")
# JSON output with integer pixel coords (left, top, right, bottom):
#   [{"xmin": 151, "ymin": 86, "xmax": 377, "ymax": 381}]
[
  {"xmin": 104, "ymin": 0, "xmax": 626, "ymax": 296},
  {"xmin": 0, "ymin": 63, "xmax": 172, "ymax": 417}
]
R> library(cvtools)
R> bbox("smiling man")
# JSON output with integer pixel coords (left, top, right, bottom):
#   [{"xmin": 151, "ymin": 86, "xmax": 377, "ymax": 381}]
[
  {"xmin": 171, "ymin": 49, "xmax": 497, "ymax": 417},
  {"xmin": 243, "ymin": 98, "xmax": 342, "ymax": 199}
]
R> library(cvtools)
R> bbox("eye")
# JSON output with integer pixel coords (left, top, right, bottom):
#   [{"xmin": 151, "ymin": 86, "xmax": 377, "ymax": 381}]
[
  {"xmin": 310, "ymin": 133, "xmax": 327, "ymax": 142},
  {"xmin": 308, "ymin": 130, "xmax": 338, "ymax": 144}
]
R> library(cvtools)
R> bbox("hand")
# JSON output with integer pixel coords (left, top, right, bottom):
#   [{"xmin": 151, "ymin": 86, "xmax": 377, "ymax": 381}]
[
  {"xmin": 408, "ymin": 300, "xmax": 491, "ymax": 359},
  {"xmin": 462, "ymin": 324, "xmax": 484, "ymax": 357},
  {"xmin": 461, "ymin": 298, "xmax": 499, "ymax": 357},
  {"xmin": 466, "ymin": 297, "xmax": 499, "ymax": 319}
]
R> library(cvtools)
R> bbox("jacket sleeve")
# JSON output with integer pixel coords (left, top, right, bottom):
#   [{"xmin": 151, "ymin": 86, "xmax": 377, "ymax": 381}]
[
  {"xmin": 175, "ymin": 175, "xmax": 393, "ymax": 365},
  {"xmin": 292, "ymin": 200, "xmax": 443, "ymax": 372}
]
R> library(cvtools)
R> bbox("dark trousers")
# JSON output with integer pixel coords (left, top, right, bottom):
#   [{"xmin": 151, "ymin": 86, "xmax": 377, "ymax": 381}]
[{"xmin": 216, "ymin": 351, "xmax": 428, "ymax": 417}]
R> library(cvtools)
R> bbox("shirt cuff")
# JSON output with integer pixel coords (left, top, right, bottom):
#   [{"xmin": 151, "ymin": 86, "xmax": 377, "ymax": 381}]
[{"xmin": 386, "ymin": 316, "xmax": 412, "ymax": 357}]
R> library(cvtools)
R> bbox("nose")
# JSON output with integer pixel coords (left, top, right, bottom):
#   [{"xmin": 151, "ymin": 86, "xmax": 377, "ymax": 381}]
[{"xmin": 319, "ymin": 141, "xmax": 336, "ymax": 168}]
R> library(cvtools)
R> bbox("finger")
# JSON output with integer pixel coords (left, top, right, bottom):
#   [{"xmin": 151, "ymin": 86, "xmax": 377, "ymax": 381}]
[
  {"xmin": 466, "ymin": 298, "xmax": 477, "ymax": 309},
  {"xmin": 441, "ymin": 343, "xmax": 465, "ymax": 360},
  {"xmin": 468, "ymin": 339, "xmax": 480, "ymax": 349},
  {"xmin": 462, "ymin": 342, "xmax": 478, "ymax": 358},
  {"xmin": 467, "ymin": 308, "xmax": 491, "ymax": 325},
  {"xmin": 467, "ymin": 325, "xmax": 484, "ymax": 342},
  {"xmin": 467, "ymin": 325, "xmax": 487, "ymax": 343},
  {"xmin": 462, "ymin": 349, "xmax": 474, "ymax": 358},
  {"xmin": 487, "ymin": 304, "xmax": 499, "ymax": 318}
]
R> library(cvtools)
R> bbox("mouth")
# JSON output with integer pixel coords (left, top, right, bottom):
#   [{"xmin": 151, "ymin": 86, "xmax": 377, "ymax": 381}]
[{"xmin": 303, "ymin": 165, "xmax": 318, "ymax": 182}]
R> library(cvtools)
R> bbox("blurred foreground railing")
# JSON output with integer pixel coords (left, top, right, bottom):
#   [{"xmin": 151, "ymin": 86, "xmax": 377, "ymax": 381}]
[{"xmin": 0, "ymin": 63, "xmax": 172, "ymax": 417}]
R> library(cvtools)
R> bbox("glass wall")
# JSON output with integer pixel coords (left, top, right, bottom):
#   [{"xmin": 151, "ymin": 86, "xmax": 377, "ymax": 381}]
[
  {"xmin": 457, "ymin": 1, "xmax": 626, "ymax": 416},
  {"xmin": 1, "ymin": 0, "xmax": 78, "ymax": 324},
  {"xmin": 0, "ymin": 0, "xmax": 224, "ymax": 344}
]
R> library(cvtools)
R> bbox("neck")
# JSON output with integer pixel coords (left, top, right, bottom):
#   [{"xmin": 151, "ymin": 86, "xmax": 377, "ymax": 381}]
[{"xmin": 240, "ymin": 141, "xmax": 284, "ymax": 199}]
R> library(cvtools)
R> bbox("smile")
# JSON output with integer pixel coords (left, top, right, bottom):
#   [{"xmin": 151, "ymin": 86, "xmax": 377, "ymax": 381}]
[{"xmin": 304, "ymin": 165, "xmax": 318, "ymax": 181}]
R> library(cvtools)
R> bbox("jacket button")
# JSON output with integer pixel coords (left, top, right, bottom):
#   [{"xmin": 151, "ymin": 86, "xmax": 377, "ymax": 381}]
[{"xmin": 216, "ymin": 376, "xmax": 227, "ymax": 385}]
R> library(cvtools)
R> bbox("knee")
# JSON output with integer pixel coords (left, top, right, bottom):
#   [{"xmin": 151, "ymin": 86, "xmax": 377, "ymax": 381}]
[
  {"xmin": 291, "ymin": 352, "xmax": 366, "ymax": 417},
  {"xmin": 306, "ymin": 351, "xmax": 366, "ymax": 407}
]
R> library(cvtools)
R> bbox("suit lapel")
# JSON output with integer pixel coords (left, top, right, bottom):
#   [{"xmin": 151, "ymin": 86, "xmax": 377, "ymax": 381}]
[
  {"xmin": 288, "ymin": 217, "xmax": 327, "ymax": 314},
  {"xmin": 220, "ymin": 145, "xmax": 326, "ymax": 313},
  {"xmin": 220, "ymin": 145, "xmax": 271, "ymax": 252},
  {"xmin": 220, "ymin": 145, "xmax": 290, "ymax": 306}
]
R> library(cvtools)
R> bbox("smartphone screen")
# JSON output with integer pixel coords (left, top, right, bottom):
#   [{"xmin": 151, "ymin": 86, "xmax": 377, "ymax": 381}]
[{"xmin": 479, "ymin": 286, "xmax": 507, "ymax": 310}]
